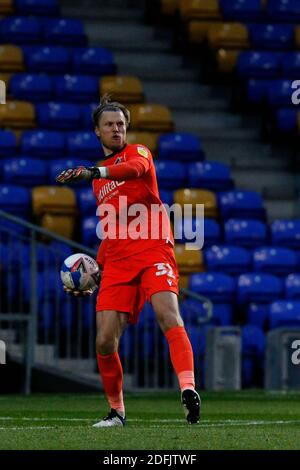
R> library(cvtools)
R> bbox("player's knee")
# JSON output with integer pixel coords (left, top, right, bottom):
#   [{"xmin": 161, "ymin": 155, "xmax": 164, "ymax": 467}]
[{"xmin": 96, "ymin": 333, "xmax": 118, "ymax": 355}]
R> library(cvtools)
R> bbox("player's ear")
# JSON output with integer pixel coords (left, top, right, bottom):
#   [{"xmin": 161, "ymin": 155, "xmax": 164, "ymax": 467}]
[{"xmin": 95, "ymin": 127, "xmax": 100, "ymax": 138}]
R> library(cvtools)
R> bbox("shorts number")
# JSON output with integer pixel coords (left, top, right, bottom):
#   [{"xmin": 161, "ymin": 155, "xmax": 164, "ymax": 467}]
[{"xmin": 154, "ymin": 263, "xmax": 176, "ymax": 279}]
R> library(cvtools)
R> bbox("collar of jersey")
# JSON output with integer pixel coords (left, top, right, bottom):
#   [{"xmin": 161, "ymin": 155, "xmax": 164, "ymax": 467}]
[{"xmin": 103, "ymin": 143, "xmax": 127, "ymax": 160}]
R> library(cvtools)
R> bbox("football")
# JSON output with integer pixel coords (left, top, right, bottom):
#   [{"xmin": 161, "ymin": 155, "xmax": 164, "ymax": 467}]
[{"xmin": 60, "ymin": 253, "xmax": 100, "ymax": 292}]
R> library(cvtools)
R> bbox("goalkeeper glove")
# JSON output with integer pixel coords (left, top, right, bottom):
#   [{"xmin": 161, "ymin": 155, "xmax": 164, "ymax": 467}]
[{"xmin": 56, "ymin": 166, "xmax": 108, "ymax": 184}]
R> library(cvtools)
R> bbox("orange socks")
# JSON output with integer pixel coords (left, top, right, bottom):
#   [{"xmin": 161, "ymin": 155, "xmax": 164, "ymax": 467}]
[
  {"xmin": 165, "ymin": 326, "xmax": 195, "ymax": 392},
  {"xmin": 97, "ymin": 352, "xmax": 125, "ymax": 415}
]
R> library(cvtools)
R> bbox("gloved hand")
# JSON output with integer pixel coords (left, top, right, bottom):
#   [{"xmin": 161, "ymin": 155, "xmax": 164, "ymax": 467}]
[
  {"xmin": 56, "ymin": 166, "xmax": 100, "ymax": 184},
  {"xmin": 63, "ymin": 285, "xmax": 96, "ymax": 297}
]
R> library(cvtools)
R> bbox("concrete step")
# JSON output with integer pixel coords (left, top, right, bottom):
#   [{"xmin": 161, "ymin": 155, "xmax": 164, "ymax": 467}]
[
  {"xmin": 9, "ymin": 344, "xmax": 55, "ymax": 364},
  {"xmin": 61, "ymin": 5, "xmax": 143, "ymax": 21},
  {"xmin": 0, "ymin": 329, "xmax": 16, "ymax": 344},
  {"xmin": 232, "ymin": 170, "xmax": 297, "ymax": 195},
  {"xmin": 265, "ymin": 200, "xmax": 299, "ymax": 221}
]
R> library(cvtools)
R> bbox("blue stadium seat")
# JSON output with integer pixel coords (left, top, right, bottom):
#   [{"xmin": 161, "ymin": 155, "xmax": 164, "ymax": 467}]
[
  {"xmin": 9, "ymin": 73, "xmax": 53, "ymax": 101},
  {"xmin": 20, "ymin": 240, "xmax": 73, "ymax": 271},
  {"xmin": 271, "ymin": 219, "xmax": 300, "ymax": 248},
  {"xmin": 81, "ymin": 299, "xmax": 97, "ymax": 330},
  {"xmin": 224, "ymin": 219, "xmax": 267, "ymax": 247},
  {"xmin": 267, "ymin": 0, "xmax": 300, "ymax": 22},
  {"xmin": 285, "ymin": 274, "xmax": 300, "ymax": 299},
  {"xmin": 15, "ymin": 0, "xmax": 60, "ymax": 16},
  {"xmin": 174, "ymin": 217, "xmax": 221, "ymax": 247},
  {"xmin": 157, "ymin": 133, "xmax": 205, "ymax": 162},
  {"xmin": 205, "ymin": 245, "xmax": 251, "ymax": 274},
  {"xmin": 81, "ymin": 216, "xmax": 101, "ymax": 248},
  {"xmin": 267, "ymin": 79, "xmax": 297, "ymax": 107},
  {"xmin": 237, "ymin": 52, "xmax": 281, "ymax": 79},
  {"xmin": 72, "ymin": 47, "xmax": 116, "ymax": 75},
  {"xmin": 269, "ymin": 300, "xmax": 300, "ymax": 329},
  {"xmin": 241, "ymin": 324, "xmax": 265, "ymax": 387},
  {"xmin": 36, "ymin": 102, "xmax": 82, "ymax": 130},
  {"xmin": 220, "ymin": 0, "xmax": 263, "ymax": 21},
  {"xmin": 54, "ymin": 74, "xmax": 99, "ymax": 102},
  {"xmin": 248, "ymin": 24, "xmax": 295, "ymax": 50},
  {"xmin": 188, "ymin": 161, "xmax": 234, "ymax": 191},
  {"xmin": 237, "ymin": 273, "xmax": 283, "ymax": 304},
  {"xmin": 21, "ymin": 130, "xmax": 65, "ymax": 158},
  {"xmin": 180, "ymin": 299, "xmax": 233, "ymax": 326},
  {"xmin": 275, "ymin": 108, "xmax": 297, "ymax": 133},
  {"xmin": 154, "ymin": 161, "xmax": 187, "ymax": 189},
  {"xmin": 76, "ymin": 188, "xmax": 96, "ymax": 215},
  {"xmin": 0, "ymin": 130, "xmax": 17, "ymax": 157},
  {"xmin": 159, "ymin": 189, "xmax": 173, "ymax": 206},
  {"xmin": 0, "ymin": 184, "xmax": 31, "ymax": 215},
  {"xmin": 242, "ymin": 324, "xmax": 265, "ymax": 357},
  {"xmin": 0, "ymin": 17, "xmax": 42, "ymax": 44},
  {"xmin": 189, "ymin": 272, "xmax": 236, "ymax": 302},
  {"xmin": 23, "ymin": 46, "xmax": 71, "ymax": 73},
  {"xmin": 218, "ymin": 190, "xmax": 265, "ymax": 220},
  {"xmin": 247, "ymin": 303, "xmax": 270, "ymax": 329},
  {"xmin": 3, "ymin": 157, "xmax": 47, "ymax": 186},
  {"xmin": 43, "ymin": 18, "xmax": 87, "ymax": 46},
  {"xmin": 253, "ymin": 247, "xmax": 297, "ymax": 275},
  {"xmin": 80, "ymin": 103, "xmax": 98, "ymax": 129},
  {"xmin": 22, "ymin": 268, "xmax": 65, "ymax": 304},
  {"xmin": 247, "ymin": 79, "xmax": 274, "ymax": 104},
  {"xmin": 66, "ymin": 131, "xmax": 103, "ymax": 159},
  {"xmin": 281, "ymin": 53, "xmax": 300, "ymax": 78},
  {"xmin": 49, "ymin": 159, "xmax": 93, "ymax": 186}
]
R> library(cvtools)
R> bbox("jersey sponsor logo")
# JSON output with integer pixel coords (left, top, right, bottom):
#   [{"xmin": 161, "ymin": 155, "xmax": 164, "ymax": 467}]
[
  {"xmin": 98, "ymin": 180, "xmax": 125, "ymax": 202},
  {"xmin": 137, "ymin": 146, "xmax": 149, "ymax": 158}
]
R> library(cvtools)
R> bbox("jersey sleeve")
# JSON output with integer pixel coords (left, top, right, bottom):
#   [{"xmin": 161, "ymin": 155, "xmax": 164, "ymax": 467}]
[{"xmin": 103, "ymin": 144, "xmax": 152, "ymax": 181}]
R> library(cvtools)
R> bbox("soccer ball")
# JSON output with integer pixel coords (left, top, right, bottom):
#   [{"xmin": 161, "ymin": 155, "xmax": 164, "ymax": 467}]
[{"xmin": 60, "ymin": 253, "xmax": 100, "ymax": 292}]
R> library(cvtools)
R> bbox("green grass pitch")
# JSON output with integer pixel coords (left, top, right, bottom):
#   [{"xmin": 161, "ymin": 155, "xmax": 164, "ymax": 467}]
[{"xmin": 0, "ymin": 391, "xmax": 300, "ymax": 450}]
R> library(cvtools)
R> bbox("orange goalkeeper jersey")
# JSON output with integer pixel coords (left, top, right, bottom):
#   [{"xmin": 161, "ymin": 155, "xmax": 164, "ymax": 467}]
[{"xmin": 92, "ymin": 143, "xmax": 174, "ymax": 265}]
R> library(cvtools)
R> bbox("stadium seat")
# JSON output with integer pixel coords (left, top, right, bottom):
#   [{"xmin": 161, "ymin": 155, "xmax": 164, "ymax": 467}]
[
  {"xmin": 49, "ymin": 159, "xmax": 93, "ymax": 186},
  {"xmin": 21, "ymin": 130, "xmax": 65, "ymax": 157},
  {"xmin": 173, "ymin": 217, "xmax": 221, "ymax": 247},
  {"xmin": 253, "ymin": 247, "xmax": 297, "ymax": 276},
  {"xmin": 207, "ymin": 23, "xmax": 249, "ymax": 49},
  {"xmin": 189, "ymin": 272, "xmax": 235, "ymax": 302},
  {"xmin": 275, "ymin": 109, "xmax": 297, "ymax": 133},
  {"xmin": 247, "ymin": 303, "xmax": 270, "ymax": 329},
  {"xmin": 285, "ymin": 274, "xmax": 300, "ymax": 299},
  {"xmin": 100, "ymin": 75, "xmax": 144, "ymax": 103},
  {"xmin": 267, "ymin": 80, "xmax": 296, "ymax": 107},
  {"xmin": 174, "ymin": 188, "xmax": 218, "ymax": 218},
  {"xmin": 127, "ymin": 132, "xmax": 159, "ymax": 155},
  {"xmin": 0, "ymin": 45, "xmax": 24, "ymax": 72},
  {"xmin": 158, "ymin": 132, "xmax": 205, "ymax": 161},
  {"xmin": 72, "ymin": 47, "xmax": 116, "ymax": 75},
  {"xmin": 36, "ymin": 102, "xmax": 82, "ymax": 130},
  {"xmin": 271, "ymin": 219, "xmax": 300, "ymax": 248},
  {"xmin": 43, "ymin": 18, "xmax": 87, "ymax": 46},
  {"xmin": 220, "ymin": 0, "xmax": 263, "ymax": 21},
  {"xmin": 180, "ymin": 299, "xmax": 233, "ymax": 326},
  {"xmin": 205, "ymin": 245, "xmax": 251, "ymax": 274},
  {"xmin": 0, "ymin": 17, "xmax": 42, "ymax": 44},
  {"xmin": 237, "ymin": 273, "xmax": 283, "ymax": 304},
  {"xmin": 0, "ymin": 130, "xmax": 17, "ymax": 156},
  {"xmin": 188, "ymin": 161, "xmax": 234, "ymax": 191},
  {"xmin": 203, "ymin": 218, "xmax": 222, "ymax": 246},
  {"xmin": 129, "ymin": 104, "xmax": 174, "ymax": 132},
  {"xmin": 14, "ymin": 0, "xmax": 59, "ymax": 16},
  {"xmin": 179, "ymin": 0, "xmax": 221, "ymax": 22},
  {"xmin": 281, "ymin": 53, "xmax": 300, "ymax": 78},
  {"xmin": 76, "ymin": 188, "xmax": 96, "ymax": 215},
  {"xmin": 269, "ymin": 300, "xmax": 300, "ymax": 329},
  {"xmin": 0, "ymin": 184, "xmax": 31, "ymax": 216},
  {"xmin": 267, "ymin": 0, "xmax": 300, "ymax": 22},
  {"xmin": 188, "ymin": 21, "xmax": 220, "ymax": 45},
  {"xmin": 9, "ymin": 73, "xmax": 53, "ymax": 101},
  {"xmin": 54, "ymin": 74, "xmax": 99, "ymax": 103},
  {"xmin": 80, "ymin": 102, "xmax": 98, "ymax": 130},
  {"xmin": 66, "ymin": 131, "xmax": 103, "ymax": 159},
  {"xmin": 161, "ymin": 0, "xmax": 179, "ymax": 16},
  {"xmin": 248, "ymin": 24, "xmax": 295, "ymax": 50},
  {"xmin": 0, "ymin": 0, "xmax": 14, "ymax": 15},
  {"xmin": 159, "ymin": 189, "xmax": 173, "ymax": 206},
  {"xmin": 216, "ymin": 48, "xmax": 240, "ymax": 74},
  {"xmin": 3, "ymin": 157, "xmax": 47, "ymax": 186},
  {"xmin": 0, "ymin": 101, "xmax": 35, "ymax": 128},
  {"xmin": 218, "ymin": 190, "xmax": 265, "ymax": 220},
  {"xmin": 23, "ymin": 46, "xmax": 71, "ymax": 73},
  {"xmin": 154, "ymin": 160, "xmax": 187, "ymax": 189},
  {"xmin": 224, "ymin": 219, "xmax": 267, "ymax": 247},
  {"xmin": 174, "ymin": 244, "xmax": 204, "ymax": 274},
  {"xmin": 81, "ymin": 215, "xmax": 100, "ymax": 248},
  {"xmin": 247, "ymin": 79, "xmax": 273, "ymax": 105},
  {"xmin": 40, "ymin": 213, "xmax": 75, "ymax": 239},
  {"xmin": 237, "ymin": 52, "xmax": 281, "ymax": 79},
  {"xmin": 295, "ymin": 27, "xmax": 300, "ymax": 49},
  {"xmin": 241, "ymin": 324, "xmax": 265, "ymax": 387}
]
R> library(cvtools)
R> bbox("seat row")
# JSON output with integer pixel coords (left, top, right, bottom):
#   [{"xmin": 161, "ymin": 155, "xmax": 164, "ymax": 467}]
[{"xmin": 0, "ymin": 0, "xmax": 59, "ymax": 17}]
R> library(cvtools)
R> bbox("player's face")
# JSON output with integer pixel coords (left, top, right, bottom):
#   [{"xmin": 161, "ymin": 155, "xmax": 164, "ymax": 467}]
[{"xmin": 95, "ymin": 111, "xmax": 127, "ymax": 152}]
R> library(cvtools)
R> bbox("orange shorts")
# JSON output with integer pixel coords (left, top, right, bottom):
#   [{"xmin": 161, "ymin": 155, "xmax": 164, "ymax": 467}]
[{"xmin": 96, "ymin": 243, "xmax": 179, "ymax": 324}]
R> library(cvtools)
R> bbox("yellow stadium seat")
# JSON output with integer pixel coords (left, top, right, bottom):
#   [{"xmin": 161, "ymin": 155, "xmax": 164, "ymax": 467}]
[
  {"xmin": 129, "ymin": 104, "xmax": 174, "ymax": 132},
  {"xmin": 295, "ymin": 26, "xmax": 300, "ymax": 49},
  {"xmin": 0, "ymin": 0, "xmax": 14, "ymax": 14},
  {"xmin": 216, "ymin": 49, "xmax": 240, "ymax": 74},
  {"xmin": 161, "ymin": 0, "xmax": 179, "ymax": 15},
  {"xmin": 100, "ymin": 76, "xmax": 144, "ymax": 103},
  {"xmin": 32, "ymin": 186, "xmax": 77, "ymax": 217},
  {"xmin": 174, "ymin": 244, "xmax": 204, "ymax": 274},
  {"xmin": 41, "ymin": 214, "xmax": 75, "ymax": 239},
  {"xmin": 208, "ymin": 23, "xmax": 249, "ymax": 49},
  {"xmin": 174, "ymin": 188, "xmax": 218, "ymax": 218},
  {"xmin": 179, "ymin": 0, "xmax": 221, "ymax": 22},
  {"xmin": 0, "ymin": 100, "xmax": 36, "ymax": 129},
  {"xmin": 0, "ymin": 45, "xmax": 24, "ymax": 72},
  {"xmin": 178, "ymin": 273, "xmax": 190, "ymax": 290},
  {"xmin": 188, "ymin": 21, "xmax": 221, "ymax": 44},
  {"xmin": 126, "ymin": 131, "xmax": 159, "ymax": 155}
]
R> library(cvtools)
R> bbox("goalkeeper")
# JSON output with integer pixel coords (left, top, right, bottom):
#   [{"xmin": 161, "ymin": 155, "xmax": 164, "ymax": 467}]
[{"xmin": 56, "ymin": 95, "xmax": 201, "ymax": 428}]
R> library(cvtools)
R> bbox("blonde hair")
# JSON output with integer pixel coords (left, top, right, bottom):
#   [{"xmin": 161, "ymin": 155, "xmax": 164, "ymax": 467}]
[{"xmin": 92, "ymin": 94, "xmax": 130, "ymax": 128}]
